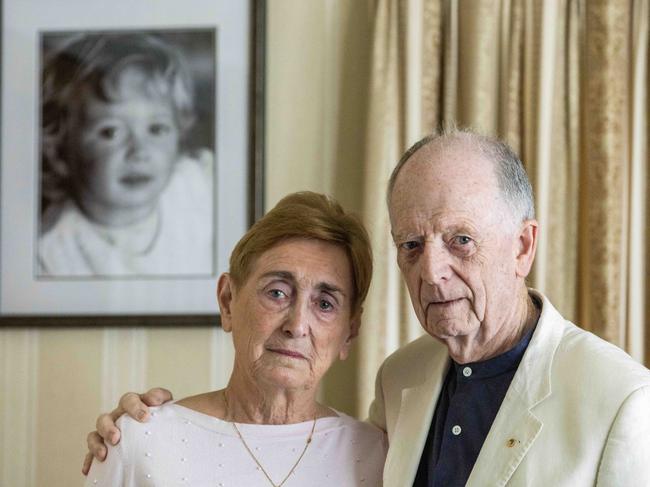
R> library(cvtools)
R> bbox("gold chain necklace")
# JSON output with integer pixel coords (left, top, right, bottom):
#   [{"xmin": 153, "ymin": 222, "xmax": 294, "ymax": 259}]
[{"xmin": 223, "ymin": 391, "xmax": 317, "ymax": 487}]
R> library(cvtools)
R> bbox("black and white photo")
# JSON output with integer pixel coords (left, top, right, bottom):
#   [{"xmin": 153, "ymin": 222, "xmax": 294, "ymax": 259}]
[{"xmin": 38, "ymin": 30, "xmax": 217, "ymax": 278}]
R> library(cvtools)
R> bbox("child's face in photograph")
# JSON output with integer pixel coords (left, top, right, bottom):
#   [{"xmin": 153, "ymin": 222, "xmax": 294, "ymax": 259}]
[{"xmin": 69, "ymin": 66, "xmax": 180, "ymax": 226}]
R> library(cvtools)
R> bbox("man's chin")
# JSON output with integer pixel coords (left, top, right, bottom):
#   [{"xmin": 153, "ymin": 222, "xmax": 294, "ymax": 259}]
[{"xmin": 425, "ymin": 317, "xmax": 471, "ymax": 341}]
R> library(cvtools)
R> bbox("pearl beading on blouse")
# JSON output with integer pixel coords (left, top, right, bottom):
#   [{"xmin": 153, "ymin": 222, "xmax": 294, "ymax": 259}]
[{"xmin": 85, "ymin": 403, "xmax": 387, "ymax": 486}]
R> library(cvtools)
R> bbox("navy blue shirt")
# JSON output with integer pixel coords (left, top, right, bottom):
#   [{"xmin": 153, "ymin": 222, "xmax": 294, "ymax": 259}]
[{"xmin": 413, "ymin": 325, "xmax": 536, "ymax": 487}]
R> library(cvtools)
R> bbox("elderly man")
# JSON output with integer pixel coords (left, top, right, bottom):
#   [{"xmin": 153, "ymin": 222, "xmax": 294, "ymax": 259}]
[
  {"xmin": 371, "ymin": 130, "xmax": 650, "ymax": 486},
  {"xmin": 85, "ymin": 130, "xmax": 650, "ymax": 486}
]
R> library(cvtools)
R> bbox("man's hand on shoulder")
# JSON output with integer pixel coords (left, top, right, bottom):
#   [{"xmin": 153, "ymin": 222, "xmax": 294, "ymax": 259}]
[{"xmin": 82, "ymin": 387, "xmax": 173, "ymax": 475}]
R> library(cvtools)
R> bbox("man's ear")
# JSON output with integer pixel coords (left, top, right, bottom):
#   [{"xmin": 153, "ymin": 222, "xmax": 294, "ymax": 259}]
[
  {"xmin": 515, "ymin": 220, "xmax": 538, "ymax": 278},
  {"xmin": 217, "ymin": 273, "xmax": 235, "ymax": 332},
  {"xmin": 339, "ymin": 307, "xmax": 362, "ymax": 361}
]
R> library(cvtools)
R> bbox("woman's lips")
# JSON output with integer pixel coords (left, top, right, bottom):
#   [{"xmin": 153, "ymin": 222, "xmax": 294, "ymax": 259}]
[{"xmin": 267, "ymin": 348, "xmax": 306, "ymax": 359}]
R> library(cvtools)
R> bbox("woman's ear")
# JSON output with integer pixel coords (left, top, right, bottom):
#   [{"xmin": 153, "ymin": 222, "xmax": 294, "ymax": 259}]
[
  {"xmin": 217, "ymin": 273, "xmax": 234, "ymax": 332},
  {"xmin": 339, "ymin": 307, "xmax": 362, "ymax": 361}
]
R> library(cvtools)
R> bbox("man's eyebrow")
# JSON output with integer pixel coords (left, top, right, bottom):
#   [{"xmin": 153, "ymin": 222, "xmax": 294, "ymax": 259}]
[
  {"xmin": 391, "ymin": 231, "xmax": 422, "ymax": 242},
  {"xmin": 444, "ymin": 222, "xmax": 479, "ymax": 235}
]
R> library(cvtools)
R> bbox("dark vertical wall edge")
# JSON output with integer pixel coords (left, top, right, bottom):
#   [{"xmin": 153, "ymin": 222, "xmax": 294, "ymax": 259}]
[{"xmin": 251, "ymin": 0, "xmax": 266, "ymax": 224}]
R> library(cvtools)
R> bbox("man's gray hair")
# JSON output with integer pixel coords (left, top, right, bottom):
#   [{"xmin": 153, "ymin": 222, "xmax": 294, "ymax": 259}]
[{"xmin": 387, "ymin": 129, "xmax": 536, "ymax": 222}]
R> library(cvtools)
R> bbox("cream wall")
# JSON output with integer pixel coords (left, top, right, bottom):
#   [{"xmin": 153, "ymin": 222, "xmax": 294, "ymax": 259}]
[{"xmin": 0, "ymin": 2, "xmax": 373, "ymax": 486}]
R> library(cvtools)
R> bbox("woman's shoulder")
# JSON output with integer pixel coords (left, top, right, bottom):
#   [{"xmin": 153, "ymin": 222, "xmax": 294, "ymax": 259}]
[
  {"xmin": 85, "ymin": 405, "xmax": 183, "ymax": 486},
  {"xmin": 115, "ymin": 403, "xmax": 183, "ymax": 442},
  {"xmin": 174, "ymin": 391, "xmax": 220, "ymax": 413},
  {"xmin": 325, "ymin": 410, "xmax": 387, "ymax": 443},
  {"xmin": 315, "ymin": 411, "xmax": 388, "ymax": 470}
]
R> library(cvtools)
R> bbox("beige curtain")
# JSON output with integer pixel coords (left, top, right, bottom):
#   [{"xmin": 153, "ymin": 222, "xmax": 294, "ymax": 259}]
[{"xmin": 357, "ymin": 0, "xmax": 649, "ymax": 417}]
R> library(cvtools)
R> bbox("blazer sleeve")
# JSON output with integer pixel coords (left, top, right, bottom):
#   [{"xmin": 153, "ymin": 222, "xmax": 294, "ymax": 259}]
[
  {"xmin": 368, "ymin": 360, "xmax": 388, "ymax": 433},
  {"xmin": 596, "ymin": 385, "xmax": 650, "ymax": 486}
]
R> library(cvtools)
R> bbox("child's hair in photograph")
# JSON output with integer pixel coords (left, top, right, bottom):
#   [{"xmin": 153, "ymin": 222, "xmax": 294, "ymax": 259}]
[{"xmin": 40, "ymin": 32, "xmax": 196, "ymax": 210}]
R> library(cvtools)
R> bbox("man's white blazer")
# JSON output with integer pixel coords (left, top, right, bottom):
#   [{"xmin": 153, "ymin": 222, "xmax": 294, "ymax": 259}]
[{"xmin": 369, "ymin": 290, "xmax": 650, "ymax": 486}]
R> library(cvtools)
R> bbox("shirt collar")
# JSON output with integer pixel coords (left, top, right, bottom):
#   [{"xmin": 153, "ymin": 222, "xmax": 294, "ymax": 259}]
[{"xmin": 451, "ymin": 324, "xmax": 537, "ymax": 381}]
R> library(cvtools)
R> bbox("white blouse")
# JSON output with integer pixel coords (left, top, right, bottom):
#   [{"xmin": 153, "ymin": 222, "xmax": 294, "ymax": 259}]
[{"xmin": 85, "ymin": 403, "xmax": 387, "ymax": 486}]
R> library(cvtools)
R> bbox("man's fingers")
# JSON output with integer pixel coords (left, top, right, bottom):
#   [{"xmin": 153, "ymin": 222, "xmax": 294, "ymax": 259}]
[
  {"xmin": 119, "ymin": 391, "xmax": 150, "ymax": 422},
  {"xmin": 87, "ymin": 431, "xmax": 107, "ymax": 461},
  {"xmin": 81, "ymin": 452, "xmax": 94, "ymax": 476},
  {"xmin": 108, "ymin": 404, "xmax": 125, "ymax": 423},
  {"xmin": 113, "ymin": 388, "xmax": 173, "ymax": 424},
  {"xmin": 96, "ymin": 413, "xmax": 121, "ymax": 445},
  {"xmin": 86, "ymin": 387, "xmax": 170, "ymax": 474},
  {"xmin": 141, "ymin": 387, "xmax": 173, "ymax": 407}
]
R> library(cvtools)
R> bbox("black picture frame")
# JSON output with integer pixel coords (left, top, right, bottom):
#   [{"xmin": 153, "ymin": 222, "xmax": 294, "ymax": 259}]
[{"xmin": 0, "ymin": 0, "xmax": 266, "ymax": 326}]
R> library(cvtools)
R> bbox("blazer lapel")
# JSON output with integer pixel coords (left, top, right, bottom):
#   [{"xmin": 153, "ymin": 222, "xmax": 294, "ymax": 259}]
[
  {"xmin": 466, "ymin": 290, "xmax": 565, "ymax": 486},
  {"xmin": 384, "ymin": 347, "xmax": 449, "ymax": 487}
]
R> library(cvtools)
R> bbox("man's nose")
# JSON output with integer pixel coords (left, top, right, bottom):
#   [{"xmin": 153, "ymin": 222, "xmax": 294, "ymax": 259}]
[
  {"xmin": 281, "ymin": 302, "xmax": 310, "ymax": 338},
  {"xmin": 420, "ymin": 242, "xmax": 452, "ymax": 285}
]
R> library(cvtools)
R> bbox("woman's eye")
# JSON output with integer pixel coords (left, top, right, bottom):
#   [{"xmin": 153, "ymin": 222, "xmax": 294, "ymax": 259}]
[
  {"xmin": 268, "ymin": 289, "xmax": 287, "ymax": 299},
  {"xmin": 318, "ymin": 299, "xmax": 334, "ymax": 312}
]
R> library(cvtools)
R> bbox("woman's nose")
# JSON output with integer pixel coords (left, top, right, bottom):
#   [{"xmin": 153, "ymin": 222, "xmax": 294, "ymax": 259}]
[{"xmin": 281, "ymin": 303, "xmax": 310, "ymax": 338}]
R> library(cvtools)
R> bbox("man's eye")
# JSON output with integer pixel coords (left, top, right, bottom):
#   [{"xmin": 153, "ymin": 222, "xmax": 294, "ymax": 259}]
[
  {"xmin": 454, "ymin": 236, "xmax": 472, "ymax": 245},
  {"xmin": 400, "ymin": 241, "xmax": 420, "ymax": 251}
]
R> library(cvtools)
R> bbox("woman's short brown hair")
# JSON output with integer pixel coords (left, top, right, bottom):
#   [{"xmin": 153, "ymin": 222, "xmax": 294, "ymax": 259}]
[{"xmin": 229, "ymin": 191, "xmax": 372, "ymax": 315}]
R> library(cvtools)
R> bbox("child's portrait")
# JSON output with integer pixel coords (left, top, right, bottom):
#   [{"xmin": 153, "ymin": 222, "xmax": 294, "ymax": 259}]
[{"xmin": 37, "ymin": 30, "xmax": 216, "ymax": 278}]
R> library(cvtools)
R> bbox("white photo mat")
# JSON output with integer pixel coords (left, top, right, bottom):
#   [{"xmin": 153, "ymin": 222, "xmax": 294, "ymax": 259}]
[{"xmin": 0, "ymin": 0, "xmax": 262, "ymax": 322}]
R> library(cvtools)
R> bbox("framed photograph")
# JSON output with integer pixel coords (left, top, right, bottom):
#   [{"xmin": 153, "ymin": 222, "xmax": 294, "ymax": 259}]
[{"xmin": 0, "ymin": 0, "xmax": 265, "ymax": 325}]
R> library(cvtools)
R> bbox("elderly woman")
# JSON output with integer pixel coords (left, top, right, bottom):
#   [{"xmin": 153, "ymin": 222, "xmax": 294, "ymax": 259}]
[{"xmin": 84, "ymin": 192, "xmax": 386, "ymax": 486}]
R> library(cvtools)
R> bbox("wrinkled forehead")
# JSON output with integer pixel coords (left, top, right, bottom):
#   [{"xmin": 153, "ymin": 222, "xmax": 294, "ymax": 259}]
[
  {"xmin": 246, "ymin": 238, "xmax": 354, "ymax": 286},
  {"xmin": 389, "ymin": 143, "xmax": 505, "ymax": 229}
]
